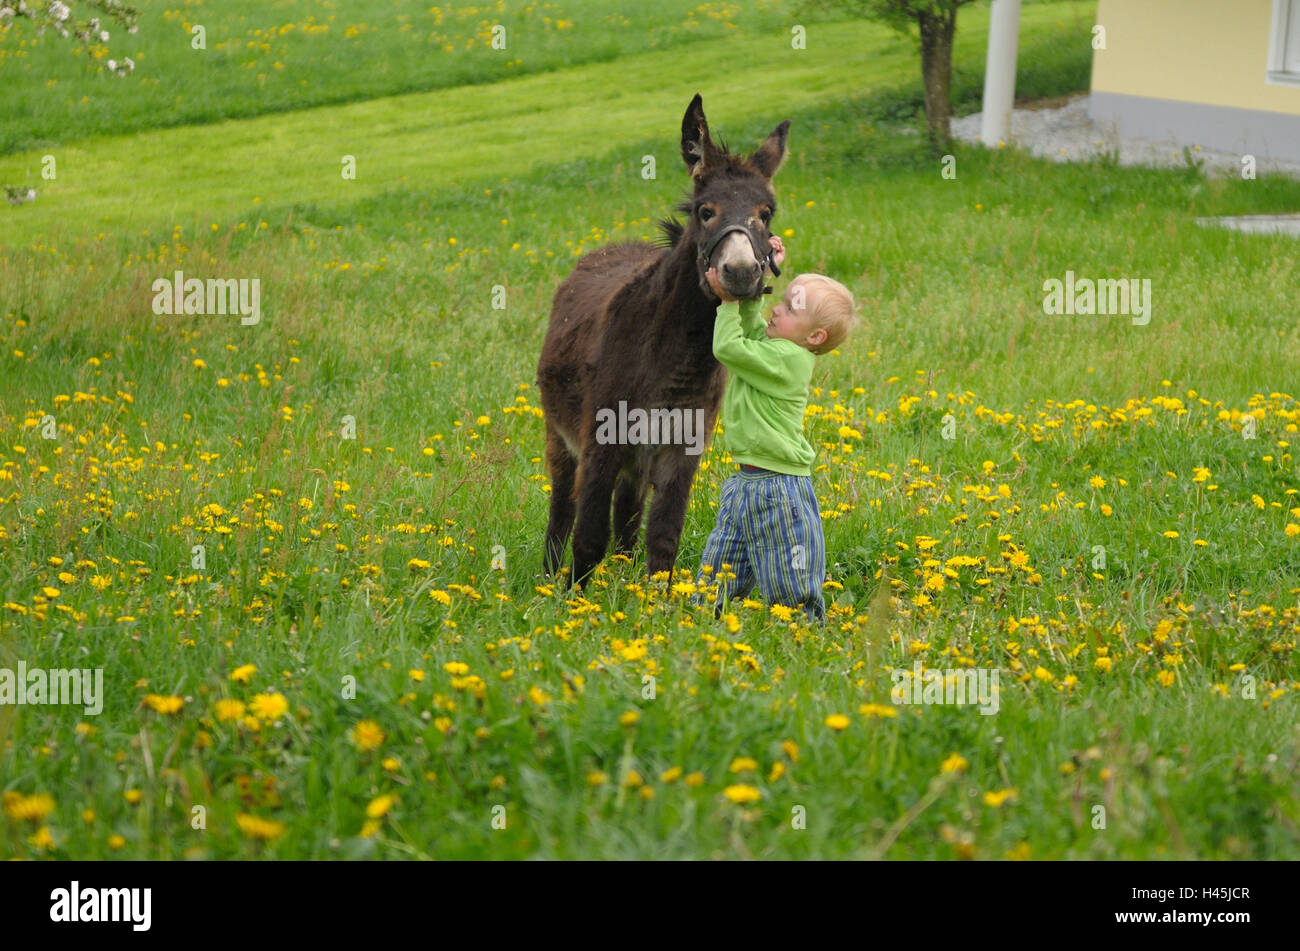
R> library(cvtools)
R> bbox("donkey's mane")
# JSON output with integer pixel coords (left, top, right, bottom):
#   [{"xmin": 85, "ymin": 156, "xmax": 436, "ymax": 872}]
[
  {"xmin": 655, "ymin": 217, "xmax": 684, "ymax": 249},
  {"xmin": 655, "ymin": 196, "xmax": 698, "ymax": 249}
]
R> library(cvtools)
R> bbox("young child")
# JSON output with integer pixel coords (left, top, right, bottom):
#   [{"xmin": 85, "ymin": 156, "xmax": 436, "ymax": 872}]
[{"xmin": 696, "ymin": 236, "xmax": 856, "ymax": 623}]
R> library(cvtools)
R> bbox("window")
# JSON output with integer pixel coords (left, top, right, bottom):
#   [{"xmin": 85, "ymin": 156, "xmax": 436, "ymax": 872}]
[{"xmin": 1268, "ymin": 0, "xmax": 1300, "ymax": 85}]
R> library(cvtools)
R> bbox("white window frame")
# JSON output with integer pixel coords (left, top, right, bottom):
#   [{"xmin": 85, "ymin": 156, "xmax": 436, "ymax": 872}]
[{"xmin": 1268, "ymin": 0, "xmax": 1300, "ymax": 86}]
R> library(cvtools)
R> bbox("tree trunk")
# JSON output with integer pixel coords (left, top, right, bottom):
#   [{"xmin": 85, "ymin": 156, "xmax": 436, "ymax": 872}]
[{"xmin": 918, "ymin": 9, "xmax": 957, "ymax": 153}]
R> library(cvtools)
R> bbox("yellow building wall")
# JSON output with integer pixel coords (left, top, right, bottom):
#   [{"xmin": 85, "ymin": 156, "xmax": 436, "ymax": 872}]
[{"xmin": 1092, "ymin": 0, "xmax": 1300, "ymax": 115}]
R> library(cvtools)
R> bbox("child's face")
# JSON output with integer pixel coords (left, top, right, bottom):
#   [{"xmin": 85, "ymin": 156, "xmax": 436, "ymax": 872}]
[{"xmin": 765, "ymin": 279, "xmax": 828, "ymax": 351}]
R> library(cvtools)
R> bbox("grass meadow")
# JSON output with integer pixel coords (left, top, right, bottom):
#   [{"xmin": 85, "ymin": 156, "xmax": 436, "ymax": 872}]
[{"xmin": 1, "ymin": 0, "xmax": 1299, "ymax": 860}]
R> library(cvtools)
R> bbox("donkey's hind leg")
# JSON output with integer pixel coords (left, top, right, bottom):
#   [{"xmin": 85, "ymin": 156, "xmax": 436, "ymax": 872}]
[
  {"xmin": 543, "ymin": 426, "xmax": 578, "ymax": 577},
  {"xmin": 612, "ymin": 470, "xmax": 648, "ymax": 560}
]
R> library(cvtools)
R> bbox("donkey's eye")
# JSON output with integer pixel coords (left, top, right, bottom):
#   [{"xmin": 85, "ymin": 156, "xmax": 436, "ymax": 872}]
[
  {"xmin": 760, "ymin": 209, "xmax": 772, "ymax": 225},
  {"xmin": 698, "ymin": 207, "xmax": 715, "ymax": 222}
]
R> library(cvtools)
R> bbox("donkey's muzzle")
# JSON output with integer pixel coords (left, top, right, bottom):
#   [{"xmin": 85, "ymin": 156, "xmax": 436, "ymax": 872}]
[
  {"xmin": 700, "ymin": 224, "xmax": 779, "ymax": 295},
  {"xmin": 722, "ymin": 260, "xmax": 761, "ymax": 289}
]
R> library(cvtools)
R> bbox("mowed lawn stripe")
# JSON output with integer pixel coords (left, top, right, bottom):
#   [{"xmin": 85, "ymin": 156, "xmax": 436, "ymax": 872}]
[{"xmin": 0, "ymin": 4, "xmax": 1090, "ymax": 248}]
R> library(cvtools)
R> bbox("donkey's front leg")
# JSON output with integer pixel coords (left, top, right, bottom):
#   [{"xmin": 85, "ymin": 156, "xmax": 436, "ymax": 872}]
[
  {"xmin": 570, "ymin": 446, "xmax": 621, "ymax": 590},
  {"xmin": 645, "ymin": 453, "xmax": 702, "ymax": 579}
]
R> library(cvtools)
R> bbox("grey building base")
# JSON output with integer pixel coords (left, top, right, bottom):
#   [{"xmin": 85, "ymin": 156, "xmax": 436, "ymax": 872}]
[{"xmin": 1089, "ymin": 91, "xmax": 1300, "ymax": 162}]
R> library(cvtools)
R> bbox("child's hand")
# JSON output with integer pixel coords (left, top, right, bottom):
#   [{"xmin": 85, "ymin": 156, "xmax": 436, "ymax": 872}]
[
  {"xmin": 704, "ymin": 266, "xmax": 739, "ymax": 301},
  {"xmin": 768, "ymin": 235, "xmax": 786, "ymax": 270}
]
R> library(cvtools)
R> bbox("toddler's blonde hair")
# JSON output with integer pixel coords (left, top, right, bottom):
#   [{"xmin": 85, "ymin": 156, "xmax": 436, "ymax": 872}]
[{"xmin": 791, "ymin": 274, "xmax": 855, "ymax": 355}]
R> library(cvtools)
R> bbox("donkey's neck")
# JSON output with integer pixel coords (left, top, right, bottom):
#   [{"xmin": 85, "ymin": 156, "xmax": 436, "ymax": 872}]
[{"xmin": 652, "ymin": 237, "xmax": 718, "ymax": 335}]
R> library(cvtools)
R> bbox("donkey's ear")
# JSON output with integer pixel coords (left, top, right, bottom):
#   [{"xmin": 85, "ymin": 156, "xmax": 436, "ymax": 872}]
[
  {"xmin": 748, "ymin": 119, "xmax": 791, "ymax": 181},
  {"xmin": 681, "ymin": 93, "xmax": 720, "ymax": 179}
]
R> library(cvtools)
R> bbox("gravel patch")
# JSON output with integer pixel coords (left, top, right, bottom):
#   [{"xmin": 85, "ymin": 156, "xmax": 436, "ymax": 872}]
[{"xmin": 951, "ymin": 94, "xmax": 1300, "ymax": 178}]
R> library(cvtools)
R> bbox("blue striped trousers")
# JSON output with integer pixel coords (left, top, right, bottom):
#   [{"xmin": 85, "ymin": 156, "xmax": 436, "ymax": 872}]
[{"xmin": 696, "ymin": 467, "xmax": 826, "ymax": 622}]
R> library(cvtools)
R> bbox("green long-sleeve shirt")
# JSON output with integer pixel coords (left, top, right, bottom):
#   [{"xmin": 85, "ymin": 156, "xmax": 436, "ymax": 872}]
[{"xmin": 711, "ymin": 298, "xmax": 816, "ymax": 476}]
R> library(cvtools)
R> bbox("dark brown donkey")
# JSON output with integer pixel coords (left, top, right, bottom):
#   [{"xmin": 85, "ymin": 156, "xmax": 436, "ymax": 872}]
[{"xmin": 537, "ymin": 94, "xmax": 789, "ymax": 588}]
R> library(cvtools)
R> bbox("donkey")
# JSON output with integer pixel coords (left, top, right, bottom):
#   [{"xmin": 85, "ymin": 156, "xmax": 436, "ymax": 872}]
[{"xmin": 536, "ymin": 94, "xmax": 790, "ymax": 589}]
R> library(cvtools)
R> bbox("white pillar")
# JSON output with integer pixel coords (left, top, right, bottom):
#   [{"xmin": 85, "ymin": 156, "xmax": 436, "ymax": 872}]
[{"xmin": 980, "ymin": 0, "xmax": 1022, "ymax": 147}]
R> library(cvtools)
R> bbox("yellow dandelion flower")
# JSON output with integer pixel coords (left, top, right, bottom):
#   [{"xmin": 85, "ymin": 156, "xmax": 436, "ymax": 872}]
[
  {"xmin": 723, "ymin": 784, "xmax": 761, "ymax": 804},
  {"xmin": 940, "ymin": 753, "xmax": 969, "ymax": 773},
  {"xmin": 824, "ymin": 713, "xmax": 850, "ymax": 731},
  {"xmin": 230, "ymin": 664, "xmax": 257, "ymax": 684},
  {"xmin": 858, "ymin": 703, "xmax": 898, "ymax": 718},
  {"xmin": 249, "ymin": 692, "xmax": 288, "ymax": 721},
  {"xmin": 983, "ymin": 788, "xmax": 1018, "ymax": 807},
  {"xmin": 729, "ymin": 757, "xmax": 759, "ymax": 773},
  {"xmin": 352, "ymin": 718, "xmax": 385, "ymax": 751},
  {"xmin": 3, "ymin": 792, "xmax": 55, "ymax": 822},
  {"xmin": 235, "ymin": 813, "xmax": 286, "ymax": 840},
  {"xmin": 365, "ymin": 794, "xmax": 397, "ymax": 819},
  {"xmin": 214, "ymin": 698, "xmax": 246, "ymax": 722},
  {"xmin": 143, "ymin": 694, "xmax": 184, "ymax": 714}
]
